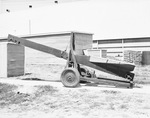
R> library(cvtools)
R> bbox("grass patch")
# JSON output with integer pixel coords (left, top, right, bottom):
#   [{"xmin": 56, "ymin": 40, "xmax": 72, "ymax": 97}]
[
  {"xmin": 134, "ymin": 65, "xmax": 150, "ymax": 84},
  {"xmin": 0, "ymin": 83, "xmax": 18, "ymax": 107},
  {"xmin": 34, "ymin": 85, "xmax": 58, "ymax": 97},
  {"xmin": 0, "ymin": 83, "xmax": 17, "ymax": 94},
  {"xmin": 0, "ymin": 83, "xmax": 58, "ymax": 108}
]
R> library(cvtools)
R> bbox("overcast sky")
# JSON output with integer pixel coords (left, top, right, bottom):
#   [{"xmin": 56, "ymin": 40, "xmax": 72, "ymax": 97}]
[{"xmin": 0, "ymin": 0, "xmax": 150, "ymax": 39}]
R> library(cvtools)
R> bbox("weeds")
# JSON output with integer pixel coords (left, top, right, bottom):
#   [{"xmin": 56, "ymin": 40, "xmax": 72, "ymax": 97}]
[
  {"xmin": 0, "ymin": 83, "xmax": 58, "ymax": 108},
  {"xmin": 34, "ymin": 85, "xmax": 58, "ymax": 97}
]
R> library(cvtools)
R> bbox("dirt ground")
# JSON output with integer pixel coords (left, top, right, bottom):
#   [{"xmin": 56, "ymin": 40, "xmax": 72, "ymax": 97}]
[{"xmin": 0, "ymin": 52, "xmax": 150, "ymax": 118}]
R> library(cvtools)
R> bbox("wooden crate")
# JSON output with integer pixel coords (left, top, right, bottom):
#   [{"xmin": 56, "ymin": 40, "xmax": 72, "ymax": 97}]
[{"xmin": 0, "ymin": 42, "xmax": 24, "ymax": 77}]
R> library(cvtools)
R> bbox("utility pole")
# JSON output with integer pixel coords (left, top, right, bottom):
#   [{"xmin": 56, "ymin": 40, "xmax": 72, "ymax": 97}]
[{"xmin": 29, "ymin": 19, "xmax": 31, "ymax": 34}]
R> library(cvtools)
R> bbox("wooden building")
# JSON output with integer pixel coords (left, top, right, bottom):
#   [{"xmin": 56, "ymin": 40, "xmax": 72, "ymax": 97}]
[{"xmin": 0, "ymin": 42, "xmax": 24, "ymax": 77}]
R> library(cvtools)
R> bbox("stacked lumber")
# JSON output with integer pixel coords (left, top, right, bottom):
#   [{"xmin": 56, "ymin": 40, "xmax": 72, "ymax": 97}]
[{"xmin": 124, "ymin": 50, "xmax": 142, "ymax": 65}]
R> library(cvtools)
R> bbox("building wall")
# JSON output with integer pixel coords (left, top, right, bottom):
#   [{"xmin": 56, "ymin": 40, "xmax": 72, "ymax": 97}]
[
  {"xmin": 93, "ymin": 37, "xmax": 150, "ymax": 60},
  {"xmin": 25, "ymin": 34, "xmax": 71, "ymax": 65},
  {"xmin": 0, "ymin": 42, "xmax": 24, "ymax": 77}
]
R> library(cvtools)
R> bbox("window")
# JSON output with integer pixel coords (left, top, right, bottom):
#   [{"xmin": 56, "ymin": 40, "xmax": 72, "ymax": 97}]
[
  {"xmin": 98, "ymin": 39, "xmax": 122, "ymax": 44},
  {"xmin": 124, "ymin": 38, "xmax": 150, "ymax": 43}
]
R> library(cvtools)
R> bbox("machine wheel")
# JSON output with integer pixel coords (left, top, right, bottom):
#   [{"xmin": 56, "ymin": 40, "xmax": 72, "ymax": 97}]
[{"xmin": 61, "ymin": 68, "xmax": 80, "ymax": 87}]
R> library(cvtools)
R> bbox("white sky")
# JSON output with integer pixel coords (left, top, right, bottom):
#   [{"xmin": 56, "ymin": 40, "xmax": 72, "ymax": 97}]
[{"xmin": 0, "ymin": 0, "xmax": 150, "ymax": 40}]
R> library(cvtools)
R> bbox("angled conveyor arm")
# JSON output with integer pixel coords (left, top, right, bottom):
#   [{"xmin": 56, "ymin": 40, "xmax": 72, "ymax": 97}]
[{"xmin": 8, "ymin": 34, "xmax": 68, "ymax": 60}]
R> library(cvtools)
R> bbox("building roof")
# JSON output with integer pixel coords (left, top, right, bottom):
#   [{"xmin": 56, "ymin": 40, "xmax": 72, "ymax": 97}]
[
  {"xmin": 94, "ymin": 37, "xmax": 150, "ymax": 41},
  {"xmin": 0, "ymin": 31, "xmax": 93, "ymax": 41}
]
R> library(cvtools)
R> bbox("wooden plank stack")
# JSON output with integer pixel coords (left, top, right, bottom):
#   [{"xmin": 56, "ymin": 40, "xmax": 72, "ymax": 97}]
[
  {"xmin": 124, "ymin": 50, "xmax": 142, "ymax": 65},
  {"xmin": 0, "ymin": 42, "xmax": 24, "ymax": 77}
]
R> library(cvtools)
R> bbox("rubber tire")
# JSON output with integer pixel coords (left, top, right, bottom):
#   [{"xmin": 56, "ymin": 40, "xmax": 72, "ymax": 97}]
[{"xmin": 61, "ymin": 68, "xmax": 80, "ymax": 87}]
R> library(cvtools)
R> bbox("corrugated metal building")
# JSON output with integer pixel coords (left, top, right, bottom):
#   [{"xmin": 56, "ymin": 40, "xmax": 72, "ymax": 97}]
[{"xmin": 93, "ymin": 37, "xmax": 150, "ymax": 60}]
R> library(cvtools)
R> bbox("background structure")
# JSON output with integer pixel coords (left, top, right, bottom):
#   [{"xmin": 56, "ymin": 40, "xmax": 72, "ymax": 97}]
[{"xmin": 0, "ymin": 0, "xmax": 150, "ymax": 62}]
